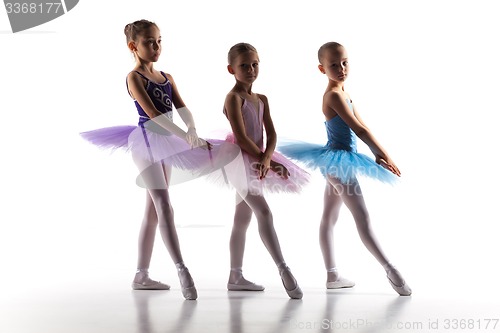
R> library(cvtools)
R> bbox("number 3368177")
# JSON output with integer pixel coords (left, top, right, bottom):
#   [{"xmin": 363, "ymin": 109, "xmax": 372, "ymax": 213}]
[{"xmin": 5, "ymin": 3, "xmax": 62, "ymax": 14}]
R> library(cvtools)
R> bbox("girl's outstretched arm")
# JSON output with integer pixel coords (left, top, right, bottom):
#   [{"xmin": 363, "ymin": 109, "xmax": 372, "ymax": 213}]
[
  {"xmin": 168, "ymin": 74, "xmax": 208, "ymax": 148},
  {"xmin": 326, "ymin": 92, "xmax": 400, "ymax": 176},
  {"xmin": 351, "ymin": 103, "xmax": 399, "ymax": 175}
]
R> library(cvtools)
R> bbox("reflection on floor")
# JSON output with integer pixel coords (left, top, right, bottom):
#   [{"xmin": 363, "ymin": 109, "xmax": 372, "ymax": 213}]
[{"xmin": 3, "ymin": 284, "xmax": 499, "ymax": 333}]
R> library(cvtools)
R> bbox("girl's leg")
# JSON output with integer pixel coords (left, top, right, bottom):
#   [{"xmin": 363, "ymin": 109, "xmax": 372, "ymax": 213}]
[
  {"xmin": 242, "ymin": 193, "xmax": 302, "ymax": 298},
  {"xmin": 156, "ymin": 163, "xmax": 196, "ymax": 299},
  {"xmin": 136, "ymin": 190, "xmax": 158, "ymax": 269},
  {"xmin": 327, "ymin": 176, "xmax": 390, "ymax": 265},
  {"xmin": 133, "ymin": 156, "xmax": 196, "ymax": 299},
  {"xmin": 327, "ymin": 176, "xmax": 410, "ymax": 294},
  {"xmin": 133, "ymin": 190, "xmax": 170, "ymax": 289},
  {"xmin": 319, "ymin": 181, "xmax": 343, "ymax": 281},
  {"xmin": 319, "ymin": 180, "xmax": 355, "ymax": 288},
  {"xmin": 243, "ymin": 194, "xmax": 283, "ymax": 264},
  {"xmin": 229, "ymin": 193, "xmax": 253, "ymax": 270},
  {"xmin": 227, "ymin": 193, "xmax": 264, "ymax": 290},
  {"xmin": 138, "ymin": 162, "xmax": 183, "ymax": 264}
]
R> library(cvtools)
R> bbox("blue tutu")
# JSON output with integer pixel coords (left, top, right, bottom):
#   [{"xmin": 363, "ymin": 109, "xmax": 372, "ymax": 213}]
[
  {"xmin": 278, "ymin": 141, "xmax": 397, "ymax": 184},
  {"xmin": 278, "ymin": 100, "xmax": 398, "ymax": 185}
]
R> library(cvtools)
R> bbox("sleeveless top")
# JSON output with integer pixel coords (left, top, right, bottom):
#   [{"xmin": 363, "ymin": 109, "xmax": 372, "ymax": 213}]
[
  {"xmin": 224, "ymin": 97, "xmax": 265, "ymax": 149},
  {"xmin": 325, "ymin": 99, "xmax": 357, "ymax": 152},
  {"xmin": 126, "ymin": 71, "xmax": 173, "ymax": 126}
]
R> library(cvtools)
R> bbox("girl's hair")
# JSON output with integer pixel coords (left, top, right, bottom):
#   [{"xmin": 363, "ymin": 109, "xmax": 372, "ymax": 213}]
[
  {"xmin": 318, "ymin": 42, "xmax": 344, "ymax": 63},
  {"xmin": 124, "ymin": 19, "xmax": 158, "ymax": 43},
  {"xmin": 228, "ymin": 42, "xmax": 258, "ymax": 64}
]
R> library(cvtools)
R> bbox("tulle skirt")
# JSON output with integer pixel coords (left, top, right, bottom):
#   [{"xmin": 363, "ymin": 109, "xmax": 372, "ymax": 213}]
[
  {"xmin": 277, "ymin": 141, "xmax": 398, "ymax": 185},
  {"xmin": 202, "ymin": 133, "xmax": 310, "ymax": 197},
  {"xmin": 80, "ymin": 122, "xmax": 241, "ymax": 188}
]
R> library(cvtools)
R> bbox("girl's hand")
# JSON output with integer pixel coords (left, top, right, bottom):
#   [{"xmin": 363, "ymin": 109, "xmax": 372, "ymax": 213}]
[
  {"xmin": 192, "ymin": 138, "xmax": 212, "ymax": 150},
  {"xmin": 185, "ymin": 127, "xmax": 199, "ymax": 148},
  {"xmin": 185, "ymin": 128, "xmax": 212, "ymax": 150},
  {"xmin": 258, "ymin": 156, "xmax": 272, "ymax": 179},
  {"xmin": 270, "ymin": 161, "xmax": 290, "ymax": 180},
  {"xmin": 376, "ymin": 155, "xmax": 401, "ymax": 177}
]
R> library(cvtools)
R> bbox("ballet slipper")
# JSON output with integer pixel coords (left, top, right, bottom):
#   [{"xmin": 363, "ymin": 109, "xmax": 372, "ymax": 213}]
[
  {"xmin": 385, "ymin": 265, "xmax": 412, "ymax": 296},
  {"xmin": 132, "ymin": 279, "xmax": 170, "ymax": 290},
  {"xmin": 227, "ymin": 278, "xmax": 265, "ymax": 291},
  {"xmin": 326, "ymin": 277, "xmax": 355, "ymax": 289},
  {"xmin": 177, "ymin": 266, "xmax": 198, "ymax": 300},
  {"xmin": 387, "ymin": 275, "xmax": 412, "ymax": 296},
  {"xmin": 227, "ymin": 268, "xmax": 265, "ymax": 291},
  {"xmin": 132, "ymin": 270, "xmax": 170, "ymax": 290},
  {"xmin": 279, "ymin": 265, "xmax": 303, "ymax": 299}
]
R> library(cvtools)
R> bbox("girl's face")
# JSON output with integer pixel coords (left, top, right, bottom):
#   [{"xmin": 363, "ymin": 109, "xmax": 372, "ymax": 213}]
[
  {"xmin": 228, "ymin": 51, "xmax": 260, "ymax": 85},
  {"xmin": 131, "ymin": 26, "xmax": 162, "ymax": 63},
  {"xmin": 319, "ymin": 47, "xmax": 349, "ymax": 84}
]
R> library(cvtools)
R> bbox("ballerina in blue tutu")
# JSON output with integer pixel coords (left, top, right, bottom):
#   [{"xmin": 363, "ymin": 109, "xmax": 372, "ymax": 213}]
[{"xmin": 278, "ymin": 42, "xmax": 411, "ymax": 296}]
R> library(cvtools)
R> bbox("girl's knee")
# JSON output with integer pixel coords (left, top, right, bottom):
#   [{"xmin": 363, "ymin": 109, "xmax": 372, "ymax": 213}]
[
  {"xmin": 255, "ymin": 207, "xmax": 273, "ymax": 222},
  {"xmin": 154, "ymin": 199, "xmax": 174, "ymax": 218},
  {"xmin": 355, "ymin": 217, "xmax": 372, "ymax": 234},
  {"xmin": 322, "ymin": 207, "xmax": 340, "ymax": 222},
  {"xmin": 353, "ymin": 210, "xmax": 370, "ymax": 224},
  {"xmin": 234, "ymin": 215, "xmax": 252, "ymax": 228},
  {"xmin": 142, "ymin": 217, "xmax": 159, "ymax": 227},
  {"xmin": 320, "ymin": 216, "xmax": 338, "ymax": 230}
]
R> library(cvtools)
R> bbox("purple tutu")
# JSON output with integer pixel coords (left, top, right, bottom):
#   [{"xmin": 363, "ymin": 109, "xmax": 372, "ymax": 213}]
[
  {"xmin": 80, "ymin": 125, "xmax": 135, "ymax": 152},
  {"xmin": 80, "ymin": 123, "xmax": 241, "ymax": 188}
]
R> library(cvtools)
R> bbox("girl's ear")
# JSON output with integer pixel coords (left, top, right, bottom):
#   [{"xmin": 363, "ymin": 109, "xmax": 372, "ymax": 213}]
[
  {"xmin": 128, "ymin": 41, "xmax": 137, "ymax": 52},
  {"xmin": 318, "ymin": 64, "xmax": 325, "ymax": 74},
  {"xmin": 227, "ymin": 64, "xmax": 235, "ymax": 74}
]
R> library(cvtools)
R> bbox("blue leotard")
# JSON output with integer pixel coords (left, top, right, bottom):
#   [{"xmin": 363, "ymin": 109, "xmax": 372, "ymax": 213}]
[{"xmin": 278, "ymin": 99, "xmax": 397, "ymax": 184}]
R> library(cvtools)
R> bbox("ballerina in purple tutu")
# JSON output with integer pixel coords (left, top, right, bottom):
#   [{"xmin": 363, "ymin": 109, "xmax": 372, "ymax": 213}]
[
  {"xmin": 81, "ymin": 19, "xmax": 233, "ymax": 300},
  {"xmin": 278, "ymin": 42, "xmax": 412, "ymax": 296},
  {"xmin": 222, "ymin": 43, "xmax": 309, "ymax": 299}
]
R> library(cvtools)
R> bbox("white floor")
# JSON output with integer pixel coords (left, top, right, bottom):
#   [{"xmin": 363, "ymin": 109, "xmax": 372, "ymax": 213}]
[
  {"xmin": 3, "ymin": 279, "xmax": 499, "ymax": 333},
  {"xmin": 3, "ymin": 215, "xmax": 500, "ymax": 333}
]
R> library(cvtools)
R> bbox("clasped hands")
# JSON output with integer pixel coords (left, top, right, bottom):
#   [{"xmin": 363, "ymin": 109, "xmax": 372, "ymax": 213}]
[{"xmin": 257, "ymin": 155, "xmax": 290, "ymax": 180}]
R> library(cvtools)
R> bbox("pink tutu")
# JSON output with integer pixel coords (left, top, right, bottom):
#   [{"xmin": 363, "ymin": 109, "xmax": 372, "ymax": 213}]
[{"xmin": 203, "ymin": 133, "xmax": 311, "ymax": 197}]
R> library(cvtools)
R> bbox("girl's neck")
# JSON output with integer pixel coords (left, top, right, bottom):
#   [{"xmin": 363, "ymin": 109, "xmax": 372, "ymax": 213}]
[
  {"xmin": 327, "ymin": 80, "xmax": 344, "ymax": 91},
  {"xmin": 232, "ymin": 81, "xmax": 254, "ymax": 96},
  {"xmin": 135, "ymin": 61, "xmax": 155, "ymax": 74}
]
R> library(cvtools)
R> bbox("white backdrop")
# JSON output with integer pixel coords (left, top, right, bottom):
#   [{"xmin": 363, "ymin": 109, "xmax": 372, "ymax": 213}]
[{"xmin": 1, "ymin": 0, "xmax": 499, "ymax": 300}]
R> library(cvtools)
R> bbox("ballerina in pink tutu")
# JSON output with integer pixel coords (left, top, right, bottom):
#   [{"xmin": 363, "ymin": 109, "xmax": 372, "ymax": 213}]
[
  {"xmin": 222, "ymin": 43, "xmax": 309, "ymax": 299},
  {"xmin": 81, "ymin": 20, "xmax": 236, "ymax": 300}
]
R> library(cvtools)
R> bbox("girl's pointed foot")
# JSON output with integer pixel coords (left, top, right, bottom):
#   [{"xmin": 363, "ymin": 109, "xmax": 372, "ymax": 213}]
[
  {"xmin": 384, "ymin": 264, "xmax": 412, "ymax": 296},
  {"xmin": 177, "ymin": 264, "xmax": 198, "ymax": 300},
  {"xmin": 279, "ymin": 265, "xmax": 303, "ymax": 299}
]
